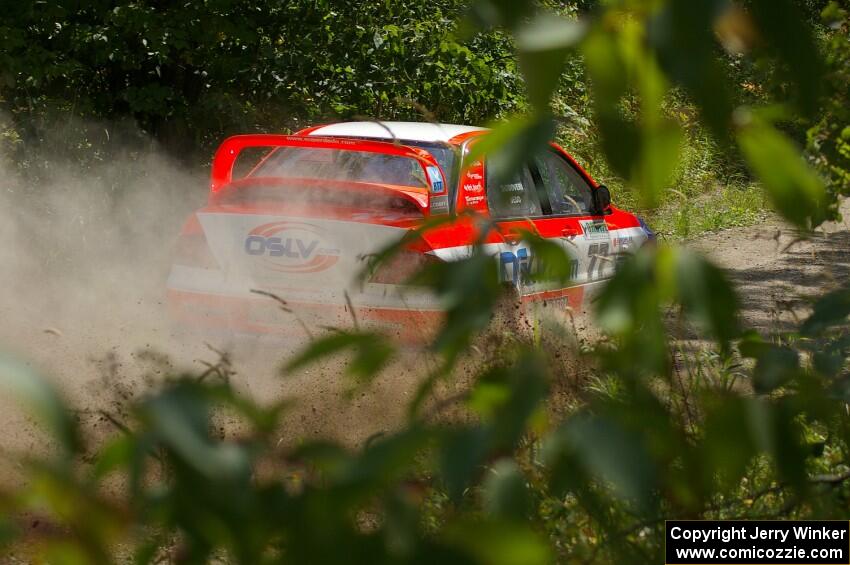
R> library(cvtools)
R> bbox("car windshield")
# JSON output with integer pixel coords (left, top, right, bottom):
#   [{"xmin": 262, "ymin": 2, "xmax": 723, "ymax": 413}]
[
  {"xmin": 329, "ymin": 138, "xmax": 457, "ymax": 191},
  {"xmin": 252, "ymin": 147, "xmax": 428, "ymax": 188}
]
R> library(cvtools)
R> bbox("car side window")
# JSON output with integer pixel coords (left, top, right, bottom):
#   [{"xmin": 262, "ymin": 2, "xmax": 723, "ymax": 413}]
[
  {"xmin": 485, "ymin": 162, "xmax": 542, "ymax": 219},
  {"xmin": 532, "ymin": 151, "xmax": 594, "ymax": 215}
]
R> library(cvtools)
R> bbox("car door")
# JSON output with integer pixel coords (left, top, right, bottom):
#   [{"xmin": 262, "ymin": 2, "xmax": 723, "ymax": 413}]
[
  {"xmin": 527, "ymin": 148, "xmax": 615, "ymax": 293},
  {"xmin": 483, "ymin": 161, "xmax": 545, "ymax": 289},
  {"xmin": 483, "ymin": 147, "xmax": 617, "ymax": 307}
]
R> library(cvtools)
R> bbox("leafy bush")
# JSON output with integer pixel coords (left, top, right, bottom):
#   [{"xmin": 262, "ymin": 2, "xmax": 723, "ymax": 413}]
[
  {"xmin": 2, "ymin": 1, "xmax": 850, "ymax": 564},
  {"xmin": 0, "ymin": 0, "xmax": 524, "ymax": 172}
]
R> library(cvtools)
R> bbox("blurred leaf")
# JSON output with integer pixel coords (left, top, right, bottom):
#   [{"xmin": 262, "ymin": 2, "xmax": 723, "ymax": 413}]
[
  {"xmin": 469, "ymin": 0, "xmax": 535, "ymax": 29},
  {"xmin": 0, "ymin": 354, "xmax": 79, "ymax": 455},
  {"xmin": 801, "ymin": 285, "xmax": 850, "ymax": 336},
  {"xmin": 702, "ymin": 396, "xmax": 757, "ymax": 490},
  {"xmin": 134, "ymin": 538, "xmax": 164, "ymax": 565},
  {"xmin": 357, "ymin": 214, "xmax": 457, "ymax": 284},
  {"xmin": 482, "ymin": 459, "xmax": 531, "ymax": 520},
  {"xmin": 416, "ymin": 249, "xmax": 503, "ymax": 359},
  {"xmin": 561, "ymin": 411, "xmax": 658, "ymax": 512},
  {"xmin": 752, "ymin": 345, "xmax": 800, "ymax": 393},
  {"xmin": 490, "ymin": 357, "xmax": 548, "ymax": 448},
  {"xmin": 810, "ymin": 333, "xmax": 850, "ymax": 378},
  {"xmin": 284, "ymin": 330, "xmax": 395, "ymax": 383},
  {"xmin": 467, "ymin": 379, "xmax": 512, "ymax": 417},
  {"xmin": 516, "ymin": 230, "xmax": 575, "ymax": 283},
  {"xmin": 749, "ymin": 0, "xmax": 823, "ymax": 116},
  {"xmin": 747, "ymin": 398, "xmax": 808, "ymax": 491},
  {"xmin": 599, "ymin": 246, "xmax": 738, "ymax": 369},
  {"xmin": 440, "ymin": 426, "xmax": 491, "ymax": 501},
  {"xmin": 516, "ymin": 13, "xmax": 587, "ymax": 108},
  {"xmin": 516, "ymin": 12, "xmax": 586, "ymax": 54},
  {"xmin": 41, "ymin": 543, "xmax": 91, "ymax": 565},
  {"xmin": 336, "ymin": 427, "xmax": 430, "ymax": 491},
  {"xmin": 383, "ymin": 490, "xmax": 420, "ymax": 557},
  {"xmin": 467, "ymin": 354, "xmax": 548, "ymax": 448},
  {"xmin": 207, "ymin": 386, "xmax": 290, "ymax": 435},
  {"xmin": 637, "ymin": 119, "xmax": 682, "ymax": 208},
  {"xmin": 821, "ymin": 1, "xmax": 848, "ymax": 27},
  {"xmin": 90, "ymin": 435, "xmax": 135, "ymax": 481},
  {"xmin": 140, "ymin": 382, "xmax": 251, "ymax": 482},
  {"xmin": 649, "ymin": 0, "xmax": 734, "ymax": 138},
  {"xmin": 594, "ymin": 246, "xmax": 670, "ymax": 376},
  {"xmin": 674, "ymin": 250, "xmax": 740, "ymax": 349},
  {"xmin": 738, "ymin": 329, "xmax": 769, "ymax": 358},
  {"xmin": 444, "ymin": 519, "xmax": 550, "ymax": 565},
  {"xmin": 465, "ymin": 114, "xmax": 556, "ymax": 189},
  {"xmin": 290, "ymin": 440, "xmax": 353, "ymax": 476},
  {"xmin": 595, "ymin": 246, "xmax": 659, "ymax": 335},
  {"xmin": 583, "ymin": 26, "xmax": 635, "ymax": 178},
  {"xmin": 582, "ymin": 25, "xmax": 629, "ymax": 115},
  {"xmin": 738, "ymin": 119, "xmax": 829, "ymax": 229},
  {"xmin": 584, "ymin": 18, "xmax": 682, "ymax": 206}
]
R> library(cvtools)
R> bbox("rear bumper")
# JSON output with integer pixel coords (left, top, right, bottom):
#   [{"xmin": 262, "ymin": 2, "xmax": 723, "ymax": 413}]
[
  {"xmin": 166, "ymin": 267, "xmax": 602, "ymax": 343},
  {"xmin": 166, "ymin": 288, "xmax": 444, "ymax": 342}
]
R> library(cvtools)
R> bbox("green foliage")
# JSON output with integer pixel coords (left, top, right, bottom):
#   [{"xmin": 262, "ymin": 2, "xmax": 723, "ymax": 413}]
[
  {"xmin": 2, "ymin": 1, "xmax": 850, "ymax": 564},
  {"xmin": 0, "ymin": 0, "xmax": 525, "ymax": 171},
  {"xmin": 651, "ymin": 184, "xmax": 769, "ymax": 239},
  {"xmin": 284, "ymin": 330, "xmax": 396, "ymax": 385},
  {"xmin": 738, "ymin": 113, "xmax": 829, "ymax": 228},
  {"xmin": 808, "ymin": 2, "xmax": 850, "ymax": 198}
]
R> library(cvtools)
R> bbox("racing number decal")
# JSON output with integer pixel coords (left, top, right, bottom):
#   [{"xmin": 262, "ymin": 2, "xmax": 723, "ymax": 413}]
[
  {"xmin": 500, "ymin": 248, "xmax": 580, "ymax": 285},
  {"xmin": 587, "ymin": 242, "xmax": 610, "ymax": 280}
]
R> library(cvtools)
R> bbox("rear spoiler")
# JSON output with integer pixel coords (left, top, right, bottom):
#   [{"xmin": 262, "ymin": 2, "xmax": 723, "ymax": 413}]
[{"xmin": 209, "ymin": 135, "xmax": 449, "ymax": 213}]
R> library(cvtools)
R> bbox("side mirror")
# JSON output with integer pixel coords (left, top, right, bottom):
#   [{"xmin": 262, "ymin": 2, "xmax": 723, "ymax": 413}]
[{"xmin": 593, "ymin": 184, "xmax": 612, "ymax": 215}]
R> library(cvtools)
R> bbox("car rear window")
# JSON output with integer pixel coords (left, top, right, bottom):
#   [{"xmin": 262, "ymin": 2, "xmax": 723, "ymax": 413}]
[
  {"xmin": 251, "ymin": 147, "xmax": 428, "ymax": 188},
  {"xmin": 217, "ymin": 181, "xmax": 423, "ymax": 215}
]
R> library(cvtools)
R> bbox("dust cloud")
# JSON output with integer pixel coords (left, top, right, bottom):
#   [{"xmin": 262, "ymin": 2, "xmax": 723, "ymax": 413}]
[
  {"xmin": 0, "ymin": 120, "xmax": 439, "ymax": 473},
  {"xmin": 0, "ymin": 119, "xmax": 222, "ymax": 468},
  {"xmin": 0, "ymin": 120, "xmax": 585, "ymax": 477}
]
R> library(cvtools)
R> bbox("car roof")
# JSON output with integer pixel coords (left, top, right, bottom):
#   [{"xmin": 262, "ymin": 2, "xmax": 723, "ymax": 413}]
[{"xmin": 302, "ymin": 121, "xmax": 488, "ymax": 144}]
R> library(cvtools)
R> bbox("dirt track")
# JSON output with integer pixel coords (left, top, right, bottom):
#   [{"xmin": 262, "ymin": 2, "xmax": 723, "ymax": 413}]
[
  {"xmin": 692, "ymin": 198, "xmax": 850, "ymax": 334},
  {"xmin": 1, "ymin": 199, "xmax": 849, "ymax": 484}
]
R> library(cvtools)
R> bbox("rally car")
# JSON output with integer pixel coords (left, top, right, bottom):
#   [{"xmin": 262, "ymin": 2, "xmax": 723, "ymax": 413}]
[{"xmin": 166, "ymin": 121, "xmax": 654, "ymax": 340}]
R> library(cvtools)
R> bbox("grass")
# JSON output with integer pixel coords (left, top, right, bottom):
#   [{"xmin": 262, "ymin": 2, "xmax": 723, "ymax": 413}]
[
  {"xmin": 646, "ymin": 183, "xmax": 771, "ymax": 240},
  {"xmin": 556, "ymin": 113, "xmax": 772, "ymax": 241}
]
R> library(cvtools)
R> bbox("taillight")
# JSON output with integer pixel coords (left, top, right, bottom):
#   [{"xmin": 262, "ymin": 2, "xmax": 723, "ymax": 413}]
[
  {"xmin": 368, "ymin": 251, "xmax": 441, "ymax": 285},
  {"xmin": 174, "ymin": 232, "xmax": 219, "ymax": 269}
]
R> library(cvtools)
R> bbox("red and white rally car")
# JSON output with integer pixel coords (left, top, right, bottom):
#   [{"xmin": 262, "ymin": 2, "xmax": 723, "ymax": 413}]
[{"xmin": 167, "ymin": 121, "xmax": 654, "ymax": 340}]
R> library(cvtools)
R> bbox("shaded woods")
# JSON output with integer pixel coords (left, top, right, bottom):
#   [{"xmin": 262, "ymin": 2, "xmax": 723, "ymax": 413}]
[{"xmin": 1, "ymin": 0, "xmax": 850, "ymax": 563}]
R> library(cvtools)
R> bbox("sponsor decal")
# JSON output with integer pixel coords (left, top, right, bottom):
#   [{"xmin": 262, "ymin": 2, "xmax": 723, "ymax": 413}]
[
  {"xmin": 500, "ymin": 248, "xmax": 534, "ymax": 285},
  {"xmin": 461, "ymin": 161, "xmax": 486, "ymax": 198},
  {"xmin": 430, "ymin": 194, "xmax": 449, "ymax": 214},
  {"xmin": 501, "ymin": 248, "xmax": 579, "ymax": 285},
  {"xmin": 612, "ymin": 235, "xmax": 633, "ymax": 250},
  {"xmin": 286, "ymin": 136, "xmax": 357, "ymax": 146},
  {"xmin": 426, "ymin": 165, "xmax": 445, "ymax": 193},
  {"xmin": 580, "ymin": 219, "xmax": 610, "ymax": 240},
  {"xmin": 244, "ymin": 221, "xmax": 340, "ymax": 273},
  {"xmin": 464, "ymin": 194, "xmax": 485, "ymax": 206}
]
